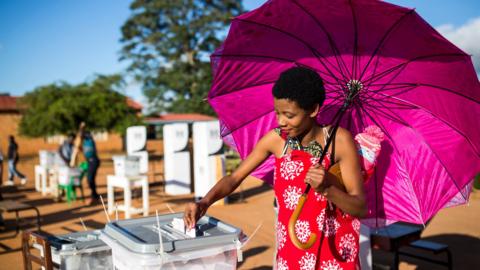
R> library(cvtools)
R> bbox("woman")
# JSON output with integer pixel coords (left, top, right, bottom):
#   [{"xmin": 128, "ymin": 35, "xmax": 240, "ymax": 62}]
[{"xmin": 184, "ymin": 67, "xmax": 366, "ymax": 269}]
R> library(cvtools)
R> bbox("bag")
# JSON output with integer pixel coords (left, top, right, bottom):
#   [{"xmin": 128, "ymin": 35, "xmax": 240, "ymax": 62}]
[{"xmin": 328, "ymin": 125, "xmax": 384, "ymax": 186}]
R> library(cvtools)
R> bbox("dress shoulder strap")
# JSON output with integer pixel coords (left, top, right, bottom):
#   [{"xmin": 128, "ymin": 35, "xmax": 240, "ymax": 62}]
[
  {"xmin": 324, "ymin": 126, "xmax": 337, "ymax": 164},
  {"xmin": 275, "ymin": 127, "xmax": 289, "ymax": 156}
]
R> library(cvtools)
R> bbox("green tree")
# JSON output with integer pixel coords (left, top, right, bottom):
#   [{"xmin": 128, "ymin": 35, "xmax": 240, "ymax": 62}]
[
  {"xmin": 19, "ymin": 75, "xmax": 141, "ymax": 137},
  {"xmin": 120, "ymin": 0, "xmax": 244, "ymax": 115}
]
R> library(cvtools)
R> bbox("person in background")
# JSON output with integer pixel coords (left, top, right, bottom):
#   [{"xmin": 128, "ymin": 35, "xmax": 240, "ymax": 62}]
[
  {"xmin": 58, "ymin": 133, "xmax": 75, "ymax": 166},
  {"xmin": 0, "ymin": 145, "xmax": 3, "ymax": 186},
  {"xmin": 0, "ymin": 146, "xmax": 3, "ymax": 229},
  {"xmin": 82, "ymin": 131, "xmax": 100, "ymax": 204},
  {"xmin": 5, "ymin": 135, "xmax": 27, "ymax": 186}
]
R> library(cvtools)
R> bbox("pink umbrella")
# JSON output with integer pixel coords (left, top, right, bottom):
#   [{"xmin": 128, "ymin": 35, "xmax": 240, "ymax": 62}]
[{"xmin": 208, "ymin": 0, "xmax": 480, "ymax": 227}]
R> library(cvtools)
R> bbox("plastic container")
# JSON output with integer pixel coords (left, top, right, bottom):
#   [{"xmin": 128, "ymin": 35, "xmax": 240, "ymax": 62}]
[
  {"xmin": 57, "ymin": 167, "xmax": 81, "ymax": 185},
  {"xmin": 39, "ymin": 150, "xmax": 56, "ymax": 168},
  {"xmin": 112, "ymin": 155, "xmax": 140, "ymax": 176},
  {"xmin": 48, "ymin": 230, "xmax": 112, "ymax": 270},
  {"xmin": 100, "ymin": 213, "xmax": 244, "ymax": 270}
]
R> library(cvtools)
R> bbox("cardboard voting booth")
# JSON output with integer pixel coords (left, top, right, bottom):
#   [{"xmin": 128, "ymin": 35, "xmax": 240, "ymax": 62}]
[
  {"xmin": 126, "ymin": 126, "xmax": 149, "ymax": 174},
  {"xmin": 193, "ymin": 121, "xmax": 225, "ymax": 201},
  {"xmin": 163, "ymin": 123, "xmax": 191, "ymax": 195}
]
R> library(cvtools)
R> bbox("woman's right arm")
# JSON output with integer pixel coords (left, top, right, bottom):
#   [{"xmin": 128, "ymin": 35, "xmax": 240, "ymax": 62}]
[{"xmin": 183, "ymin": 130, "xmax": 279, "ymax": 229}]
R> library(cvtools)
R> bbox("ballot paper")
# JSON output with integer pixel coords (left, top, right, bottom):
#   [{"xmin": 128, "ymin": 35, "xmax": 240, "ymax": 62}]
[{"xmin": 171, "ymin": 218, "xmax": 196, "ymax": 238}]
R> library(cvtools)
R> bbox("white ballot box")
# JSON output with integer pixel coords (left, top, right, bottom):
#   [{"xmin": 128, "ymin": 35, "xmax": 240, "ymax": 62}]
[
  {"xmin": 112, "ymin": 155, "xmax": 140, "ymax": 177},
  {"xmin": 100, "ymin": 213, "xmax": 243, "ymax": 270}
]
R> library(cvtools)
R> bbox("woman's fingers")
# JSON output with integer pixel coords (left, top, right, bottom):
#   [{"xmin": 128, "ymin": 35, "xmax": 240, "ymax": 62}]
[
  {"xmin": 305, "ymin": 165, "xmax": 327, "ymax": 192},
  {"xmin": 183, "ymin": 203, "xmax": 197, "ymax": 229}
]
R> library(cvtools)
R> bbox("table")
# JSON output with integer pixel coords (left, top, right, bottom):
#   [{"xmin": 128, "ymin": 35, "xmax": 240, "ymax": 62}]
[
  {"xmin": 107, "ymin": 174, "xmax": 149, "ymax": 219},
  {"xmin": 0, "ymin": 200, "xmax": 41, "ymax": 235},
  {"xmin": 35, "ymin": 165, "xmax": 50, "ymax": 195},
  {"xmin": 370, "ymin": 223, "xmax": 422, "ymax": 270}
]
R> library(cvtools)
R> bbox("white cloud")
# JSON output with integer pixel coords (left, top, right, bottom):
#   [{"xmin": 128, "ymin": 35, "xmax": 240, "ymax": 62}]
[{"xmin": 436, "ymin": 17, "xmax": 480, "ymax": 78}]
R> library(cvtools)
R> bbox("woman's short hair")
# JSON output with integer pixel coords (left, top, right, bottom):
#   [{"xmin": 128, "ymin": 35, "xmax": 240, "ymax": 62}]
[{"xmin": 272, "ymin": 66, "xmax": 326, "ymax": 111}]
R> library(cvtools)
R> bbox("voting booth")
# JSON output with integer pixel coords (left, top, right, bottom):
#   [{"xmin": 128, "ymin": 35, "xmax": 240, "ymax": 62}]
[
  {"xmin": 126, "ymin": 126, "xmax": 148, "ymax": 174},
  {"xmin": 193, "ymin": 121, "xmax": 225, "ymax": 200},
  {"xmin": 163, "ymin": 123, "xmax": 191, "ymax": 195}
]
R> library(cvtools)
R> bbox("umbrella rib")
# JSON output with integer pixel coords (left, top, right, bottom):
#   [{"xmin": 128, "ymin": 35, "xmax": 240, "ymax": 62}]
[
  {"xmin": 295, "ymin": 62, "xmax": 342, "ymax": 86},
  {"xmin": 290, "ymin": 0, "xmax": 352, "ymax": 79},
  {"xmin": 368, "ymin": 99, "xmax": 470, "ymax": 206},
  {"xmin": 358, "ymin": 103, "xmax": 424, "ymax": 223},
  {"xmin": 358, "ymin": 9, "xmax": 416, "ymax": 82},
  {"xmin": 232, "ymin": 17, "xmax": 347, "ymax": 85},
  {"xmin": 353, "ymin": 103, "xmax": 368, "ymax": 131},
  {"xmin": 217, "ymin": 109, "xmax": 275, "ymax": 138},
  {"xmin": 372, "ymin": 91, "xmax": 480, "ymax": 157},
  {"xmin": 319, "ymin": 96, "xmax": 347, "ymax": 122},
  {"xmin": 361, "ymin": 84, "xmax": 419, "ymax": 110},
  {"xmin": 208, "ymin": 79, "xmax": 275, "ymax": 99},
  {"xmin": 362, "ymin": 53, "xmax": 471, "ymax": 87},
  {"xmin": 367, "ymin": 82, "xmax": 480, "ymax": 104},
  {"xmin": 349, "ymin": 0, "xmax": 360, "ymax": 79},
  {"xmin": 361, "ymin": 100, "xmax": 411, "ymax": 126},
  {"xmin": 362, "ymin": 96, "xmax": 417, "ymax": 111},
  {"xmin": 208, "ymin": 58, "xmax": 338, "ymax": 99}
]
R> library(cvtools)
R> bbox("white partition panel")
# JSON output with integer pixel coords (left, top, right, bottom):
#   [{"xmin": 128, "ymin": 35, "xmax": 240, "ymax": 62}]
[
  {"xmin": 193, "ymin": 121, "xmax": 225, "ymax": 199},
  {"xmin": 163, "ymin": 123, "xmax": 191, "ymax": 195},
  {"xmin": 126, "ymin": 126, "xmax": 147, "ymax": 154}
]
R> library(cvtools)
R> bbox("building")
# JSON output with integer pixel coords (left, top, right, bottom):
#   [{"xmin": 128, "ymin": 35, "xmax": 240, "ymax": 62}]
[{"xmin": 0, "ymin": 93, "xmax": 143, "ymax": 157}]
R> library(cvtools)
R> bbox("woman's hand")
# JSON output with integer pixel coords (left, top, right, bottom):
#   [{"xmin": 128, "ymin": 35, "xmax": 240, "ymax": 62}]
[
  {"xmin": 305, "ymin": 164, "xmax": 330, "ymax": 194},
  {"xmin": 183, "ymin": 201, "xmax": 208, "ymax": 230}
]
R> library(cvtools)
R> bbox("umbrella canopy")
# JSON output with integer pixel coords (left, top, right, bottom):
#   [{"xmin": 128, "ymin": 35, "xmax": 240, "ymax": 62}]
[{"xmin": 208, "ymin": 0, "xmax": 480, "ymax": 227}]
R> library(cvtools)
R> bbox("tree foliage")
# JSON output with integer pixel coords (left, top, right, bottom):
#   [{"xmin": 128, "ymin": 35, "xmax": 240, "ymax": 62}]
[
  {"xmin": 19, "ymin": 75, "xmax": 141, "ymax": 137},
  {"xmin": 120, "ymin": 0, "xmax": 244, "ymax": 114}
]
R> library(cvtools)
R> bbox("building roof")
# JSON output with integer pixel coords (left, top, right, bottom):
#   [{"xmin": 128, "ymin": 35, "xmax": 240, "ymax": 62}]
[
  {"xmin": 126, "ymin": 97, "xmax": 143, "ymax": 111},
  {"xmin": 0, "ymin": 95, "xmax": 19, "ymax": 112},
  {"xmin": 145, "ymin": 113, "xmax": 216, "ymax": 124}
]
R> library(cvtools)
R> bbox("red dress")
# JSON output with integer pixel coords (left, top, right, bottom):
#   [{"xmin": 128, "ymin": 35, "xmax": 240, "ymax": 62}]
[{"xmin": 274, "ymin": 131, "xmax": 361, "ymax": 270}]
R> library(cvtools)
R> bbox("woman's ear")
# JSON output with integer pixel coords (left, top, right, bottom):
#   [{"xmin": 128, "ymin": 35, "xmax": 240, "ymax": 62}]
[{"xmin": 310, "ymin": 104, "xmax": 320, "ymax": 118}]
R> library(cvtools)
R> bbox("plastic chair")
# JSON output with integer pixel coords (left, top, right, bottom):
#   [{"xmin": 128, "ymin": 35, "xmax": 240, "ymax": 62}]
[{"xmin": 58, "ymin": 162, "xmax": 88, "ymax": 204}]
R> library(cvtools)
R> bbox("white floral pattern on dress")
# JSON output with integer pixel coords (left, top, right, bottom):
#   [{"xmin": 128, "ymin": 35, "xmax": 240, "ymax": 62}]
[
  {"xmin": 294, "ymin": 220, "xmax": 311, "ymax": 243},
  {"xmin": 299, "ymin": 252, "xmax": 316, "ymax": 270},
  {"xmin": 352, "ymin": 219, "xmax": 361, "ymax": 234},
  {"xmin": 338, "ymin": 233, "xmax": 358, "ymax": 262},
  {"xmin": 280, "ymin": 156, "xmax": 305, "ymax": 180},
  {"xmin": 283, "ymin": 185, "xmax": 302, "ymax": 210},
  {"xmin": 276, "ymin": 220, "xmax": 287, "ymax": 250},
  {"xmin": 319, "ymin": 259, "xmax": 343, "ymax": 270},
  {"xmin": 315, "ymin": 191, "xmax": 327, "ymax": 202},
  {"xmin": 316, "ymin": 209, "xmax": 339, "ymax": 237},
  {"xmin": 276, "ymin": 256, "xmax": 289, "ymax": 270}
]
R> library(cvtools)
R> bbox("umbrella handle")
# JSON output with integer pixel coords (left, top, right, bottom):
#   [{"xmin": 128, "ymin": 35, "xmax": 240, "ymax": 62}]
[{"xmin": 288, "ymin": 194, "xmax": 317, "ymax": 250}]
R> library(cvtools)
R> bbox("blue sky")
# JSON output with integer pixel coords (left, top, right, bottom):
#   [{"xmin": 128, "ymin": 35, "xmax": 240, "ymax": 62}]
[{"xmin": 0, "ymin": 0, "xmax": 479, "ymax": 106}]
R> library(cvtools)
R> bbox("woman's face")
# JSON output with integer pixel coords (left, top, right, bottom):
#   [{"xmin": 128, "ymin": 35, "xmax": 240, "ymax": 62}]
[{"xmin": 274, "ymin": 98, "xmax": 316, "ymax": 138}]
